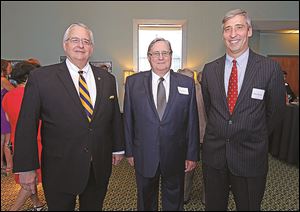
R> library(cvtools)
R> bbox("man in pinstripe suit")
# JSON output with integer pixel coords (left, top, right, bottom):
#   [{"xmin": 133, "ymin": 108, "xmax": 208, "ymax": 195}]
[{"xmin": 201, "ymin": 9, "xmax": 286, "ymax": 211}]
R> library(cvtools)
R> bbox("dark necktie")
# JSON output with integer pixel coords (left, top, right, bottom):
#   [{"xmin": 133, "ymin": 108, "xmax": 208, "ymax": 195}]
[
  {"xmin": 157, "ymin": 77, "xmax": 166, "ymax": 120},
  {"xmin": 78, "ymin": 70, "xmax": 93, "ymax": 122},
  {"xmin": 227, "ymin": 60, "xmax": 238, "ymax": 114}
]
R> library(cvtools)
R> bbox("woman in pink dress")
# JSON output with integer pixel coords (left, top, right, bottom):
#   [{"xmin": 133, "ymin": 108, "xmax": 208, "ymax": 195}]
[{"xmin": 2, "ymin": 62, "xmax": 44, "ymax": 211}]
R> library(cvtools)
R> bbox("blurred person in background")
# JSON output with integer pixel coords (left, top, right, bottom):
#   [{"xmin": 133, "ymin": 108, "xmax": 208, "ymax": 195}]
[
  {"xmin": 177, "ymin": 69, "xmax": 207, "ymax": 205},
  {"xmin": 3, "ymin": 62, "xmax": 45, "ymax": 211},
  {"xmin": 283, "ymin": 71, "xmax": 297, "ymax": 103},
  {"xmin": 1, "ymin": 59, "xmax": 14, "ymax": 175},
  {"xmin": 27, "ymin": 58, "xmax": 41, "ymax": 68}
]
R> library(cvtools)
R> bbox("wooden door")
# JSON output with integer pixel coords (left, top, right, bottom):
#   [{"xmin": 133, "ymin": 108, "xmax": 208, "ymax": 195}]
[{"xmin": 269, "ymin": 55, "xmax": 299, "ymax": 96}]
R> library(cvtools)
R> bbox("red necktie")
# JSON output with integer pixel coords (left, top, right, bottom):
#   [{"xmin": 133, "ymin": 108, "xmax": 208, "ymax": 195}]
[{"xmin": 227, "ymin": 60, "xmax": 238, "ymax": 114}]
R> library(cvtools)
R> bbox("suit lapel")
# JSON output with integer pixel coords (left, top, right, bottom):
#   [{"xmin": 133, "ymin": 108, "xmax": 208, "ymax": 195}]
[
  {"xmin": 143, "ymin": 72, "xmax": 158, "ymax": 118},
  {"xmin": 56, "ymin": 63, "xmax": 87, "ymax": 120},
  {"xmin": 91, "ymin": 66, "xmax": 104, "ymax": 121},
  {"xmin": 234, "ymin": 50, "xmax": 260, "ymax": 110},
  {"xmin": 161, "ymin": 70, "xmax": 177, "ymax": 120},
  {"xmin": 215, "ymin": 56, "xmax": 229, "ymax": 111}
]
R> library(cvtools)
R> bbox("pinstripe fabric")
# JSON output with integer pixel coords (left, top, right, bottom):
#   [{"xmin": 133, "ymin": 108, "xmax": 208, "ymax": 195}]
[
  {"xmin": 201, "ymin": 49, "xmax": 286, "ymax": 177},
  {"xmin": 78, "ymin": 70, "xmax": 93, "ymax": 122}
]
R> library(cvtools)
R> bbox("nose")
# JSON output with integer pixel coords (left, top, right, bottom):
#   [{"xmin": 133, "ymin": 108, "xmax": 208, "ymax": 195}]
[
  {"xmin": 230, "ymin": 28, "xmax": 237, "ymax": 37},
  {"xmin": 78, "ymin": 40, "xmax": 84, "ymax": 47}
]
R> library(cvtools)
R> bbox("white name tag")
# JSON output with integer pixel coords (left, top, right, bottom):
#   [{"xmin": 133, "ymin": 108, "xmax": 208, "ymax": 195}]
[
  {"xmin": 177, "ymin": 86, "xmax": 189, "ymax": 95},
  {"xmin": 251, "ymin": 88, "xmax": 265, "ymax": 100}
]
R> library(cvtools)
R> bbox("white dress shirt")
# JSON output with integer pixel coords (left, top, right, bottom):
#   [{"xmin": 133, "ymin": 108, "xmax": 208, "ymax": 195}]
[
  {"xmin": 224, "ymin": 48, "xmax": 249, "ymax": 95},
  {"xmin": 66, "ymin": 59, "xmax": 96, "ymax": 106}
]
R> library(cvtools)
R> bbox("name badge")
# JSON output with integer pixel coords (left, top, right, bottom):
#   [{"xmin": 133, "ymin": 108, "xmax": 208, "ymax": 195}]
[
  {"xmin": 177, "ymin": 86, "xmax": 189, "ymax": 95},
  {"xmin": 251, "ymin": 88, "xmax": 265, "ymax": 100}
]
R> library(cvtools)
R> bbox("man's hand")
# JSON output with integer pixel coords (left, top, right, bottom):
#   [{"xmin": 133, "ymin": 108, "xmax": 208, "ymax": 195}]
[
  {"xmin": 185, "ymin": 160, "xmax": 197, "ymax": 172},
  {"xmin": 19, "ymin": 171, "xmax": 37, "ymax": 194},
  {"xmin": 112, "ymin": 154, "xmax": 124, "ymax": 165},
  {"xmin": 127, "ymin": 157, "xmax": 134, "ymax": 167}
]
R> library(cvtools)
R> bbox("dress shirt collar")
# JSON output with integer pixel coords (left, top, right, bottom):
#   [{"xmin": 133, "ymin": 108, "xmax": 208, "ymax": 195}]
[
  {"xmin": 66, "ymin": 58, "xmax": 91, "ymax": 74},
  {"xmin": 151, "ymin": 70, "xmax": 170, "ymax": 83},
  {"xmin": 226, "ymin": 48, "xmax": 249, "ymax": 65}
]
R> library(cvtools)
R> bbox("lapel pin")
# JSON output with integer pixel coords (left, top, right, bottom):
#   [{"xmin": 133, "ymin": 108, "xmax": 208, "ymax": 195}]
[{"xmin": 98, "ymin": 77, "xmax": 101, "ymax": 80}]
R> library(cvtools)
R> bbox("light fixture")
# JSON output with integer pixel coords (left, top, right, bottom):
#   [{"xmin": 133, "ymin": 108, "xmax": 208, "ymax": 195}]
[
  {"xmin": 123, "ymin": 69, "xmax": 135, "ymax": 84},
  {"xmin": 193, "ymin": 71, "xmax": 198, "ymax": 82}
]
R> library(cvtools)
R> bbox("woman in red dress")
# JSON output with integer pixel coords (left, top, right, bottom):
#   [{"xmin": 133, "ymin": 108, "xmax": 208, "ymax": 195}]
[{"xmin": 2, "ymin": 62, "xmax": 44, "ymax": 211}]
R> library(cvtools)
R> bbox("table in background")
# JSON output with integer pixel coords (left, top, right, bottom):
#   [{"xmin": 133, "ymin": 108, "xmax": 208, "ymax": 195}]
[{"xmin": 269, "ymin": 104, "xmax": 299, "ymax": 166}]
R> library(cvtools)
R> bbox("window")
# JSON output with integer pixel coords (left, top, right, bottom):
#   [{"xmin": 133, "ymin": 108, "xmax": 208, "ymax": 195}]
[{"xmin": 133, "ymin": 20, "xmax": 186, "ymax": 72}]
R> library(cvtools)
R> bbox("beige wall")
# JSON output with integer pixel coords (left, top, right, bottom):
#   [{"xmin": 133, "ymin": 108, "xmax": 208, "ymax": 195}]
[{"xmin": 1, "ymin": 1, "xmax": 299, "ymax": 110}]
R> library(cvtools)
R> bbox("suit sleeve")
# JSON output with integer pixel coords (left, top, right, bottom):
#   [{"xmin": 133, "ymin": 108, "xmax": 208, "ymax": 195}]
[
  {"xmin": 186, "ymin": 81, "xmax": 200, "ymax": 161},
  {"xmin": 123, "ymin": 78, "xmax": 134, "ymax": 157},
  {"xmin": 13, "ymin": 72, "xmax": 40, "ymax": 172},
  {"xmin": 111, "ymin": 75, "xmax": 125, "ymax": 152},
  {"xmin": 201, "ymin": 65, "xmax": 211, "ymax": 117},
  {"xmin": 266, "ymin": 62, "xmax": 286, "ymax": 134}
]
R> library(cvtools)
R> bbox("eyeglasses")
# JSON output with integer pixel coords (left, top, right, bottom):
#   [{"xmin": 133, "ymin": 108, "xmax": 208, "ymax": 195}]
[
  {"xmin": 148, "ymin": 51, "xmax": 171, "ymax": 58},
  {"xmin": 67, "ymin": 37, "xmax": 92, "ymax": 46}
]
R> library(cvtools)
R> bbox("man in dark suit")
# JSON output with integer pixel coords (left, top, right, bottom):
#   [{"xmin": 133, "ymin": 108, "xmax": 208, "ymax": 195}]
[
  {"xmin": 124, "ymin": 38, "xmax": 199, "ymax": 211},
  {"xmin": 13, "ymin": 23, "xmax": 124, "ymax": 211},
  {"xmin": 201, "ymin": 9, "xmax": 286, "ymax": 211}
]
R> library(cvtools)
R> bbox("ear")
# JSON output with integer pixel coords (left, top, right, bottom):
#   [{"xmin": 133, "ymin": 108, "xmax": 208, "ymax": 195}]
[
  {"xmin": 248, "ymin": 26, "xmax": 253, "ymax": 37},
  {"xmin": 63, "ymin": 42, "xmax": 67, "ymax": 52}
]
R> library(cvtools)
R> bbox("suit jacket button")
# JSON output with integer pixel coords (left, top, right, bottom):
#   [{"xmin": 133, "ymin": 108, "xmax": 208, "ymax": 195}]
[
  {"xmin": 226, "ymin": 138, "xmax": 230, "ymax": 142},
  {"xmin": 228, "ymin": 120, "xmax": 233, "ymax": 125}
]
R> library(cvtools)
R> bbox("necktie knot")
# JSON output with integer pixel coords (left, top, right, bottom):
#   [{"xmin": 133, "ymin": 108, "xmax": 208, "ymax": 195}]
[
  {"xmin": 232, "ymin": 59, "xmax": 237, "ymax": 66},
  {"xmin": 78, "ymin": 70, "xmax": 84, "ymax": 75}
]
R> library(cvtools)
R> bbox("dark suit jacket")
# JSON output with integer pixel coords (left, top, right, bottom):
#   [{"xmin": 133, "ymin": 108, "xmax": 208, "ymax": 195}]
[
  {"xmin": 201, "ymin": 50, "xmax": 286, "ymax": 177},
  {"xmin": 124, "ymin": 70, "xmax": 200, "ymax": 178},
  {"xmin": 13, "ymin": 62, "xmax": 124, "ymax": 194}
]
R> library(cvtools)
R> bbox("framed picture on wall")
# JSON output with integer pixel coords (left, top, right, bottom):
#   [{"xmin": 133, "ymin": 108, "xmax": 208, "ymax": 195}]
[
  {"xmin": 91, "ymin": 61, "xmax": 112, "ymax": 73},
  {"xmin": 60, "ymin": 56, "xmax": 112, "ymax": 73}
]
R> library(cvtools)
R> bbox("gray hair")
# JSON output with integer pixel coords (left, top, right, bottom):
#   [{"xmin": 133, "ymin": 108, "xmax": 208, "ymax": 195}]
[
  {"xmin": 222, "ymin": 9, "xmax": 252, "ymax": 30},
  {"xmin": 63, "ymin": 23, "xmax": 94, "ymax": 45},
  {"xmin": 147, "ymin": 38, "xmax": 173, "ymax": 55}
]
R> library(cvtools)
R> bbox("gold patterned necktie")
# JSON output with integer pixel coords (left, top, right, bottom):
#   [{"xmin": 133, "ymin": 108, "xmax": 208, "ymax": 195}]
[
  {"xmin": 227, "ymin": 60, "xmax": 238, "ymax": 114},
  {"xmin": 78, "ymin": 70, "xmax": 93, "ymax": 122}
]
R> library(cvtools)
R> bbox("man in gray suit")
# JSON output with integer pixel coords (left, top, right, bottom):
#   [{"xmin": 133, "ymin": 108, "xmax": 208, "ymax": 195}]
[
  {"xmin": 124, "ymin": 38, "xmax": 199, "ymax": 211},
  {"xmin": 201, "ymin": 9, "xmax": 286, "ymax": 211}
]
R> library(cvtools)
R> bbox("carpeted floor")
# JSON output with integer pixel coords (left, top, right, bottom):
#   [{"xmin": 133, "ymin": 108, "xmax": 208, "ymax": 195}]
[{"xmin": 1, "ymin": 154, "xmax": 299, "ymax": 211}]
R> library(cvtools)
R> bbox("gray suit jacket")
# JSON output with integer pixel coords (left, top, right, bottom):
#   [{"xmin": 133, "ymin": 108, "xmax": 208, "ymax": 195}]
[{"xmin": 201, "ymin": 49, "xmax": 286, "ymax": 177}]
